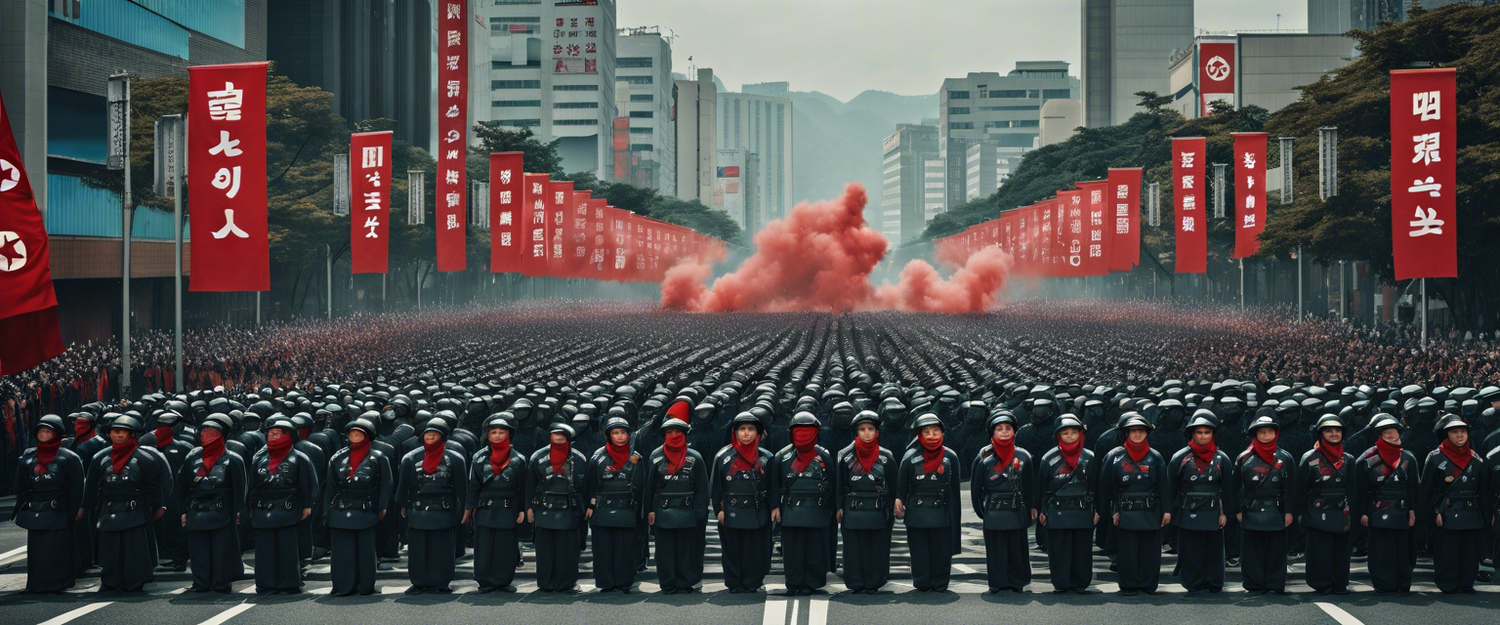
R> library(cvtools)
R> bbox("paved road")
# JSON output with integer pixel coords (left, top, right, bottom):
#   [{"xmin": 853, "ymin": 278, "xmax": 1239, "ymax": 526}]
[{"xmin": 0, "ymin": 491, "xmax": 1495, "ymax": 625}]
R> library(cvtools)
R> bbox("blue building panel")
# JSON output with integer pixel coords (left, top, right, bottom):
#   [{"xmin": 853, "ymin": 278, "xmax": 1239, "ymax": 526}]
[
  {"xmin": 46, "ymin": 174, "xmax": 189, "ymax": 241},
  {"xmin": 133, "ymin": 0, "xmax": 247, "ymax": 49},
  {"xmin": 51, "ymin": 0, "xmax": 191, "ymax": 59}
]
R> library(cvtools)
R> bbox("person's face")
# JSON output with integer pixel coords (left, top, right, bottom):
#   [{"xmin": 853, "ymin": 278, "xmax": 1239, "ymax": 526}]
[
  {"xmin": 109, "ymin": 428, "xmax": 133, "ymax": 444},
  {"xmin": 1127, "ymin": 428, "xmax": 1149, "ymax": 444},
  {"xmin": 856, "ymin": 422, "xmax": 878, "ymax": 443},
  {"xmin": 347, "ymin": 429, "xmax": 367, "ymax": 444},
  {"xmin": 610, "ymin": 428, "xmax": 631, "ymax": 446},
  {"xmin": 992, "ymin": 423, "xmax": 1015, "ymax": 442},
  {"xmin": 736, "ymin": 423, "xmax": 759, "ymax": 445},
  {"xmin": 550, "ymin": 432, "xmax": 567, "ymax": 445},
  {"xmin": 1057, "ymin": 427, "xmax": 1081, "ymax": 445},
  {"xmin": 423, "ymin": 431, "xmax": 442, "ymax": 445},
  {"xmin": 920, "ymin": 425, "xmax": 943, "ymax": 443},
  {"xmin": 267, "ymin": 428, "xmax": 287, "ymax": 443},
  {"xmin": 1255, "ymin": 428, "xmax": 1277, "ymax": 444},
  {"xmin": 1191, "ymin": 426, "xmax": 1214, "ymax": 446},
  {"xmin": 1321, "ymin": 427, "xmax": 1343, "ymax": 445},
  {"xmin": 487, "ymin": 427, "xmax": 509, "ymax": 444},
  {"xmin": 1380, "ymin": 428, "xmax": 1402, "ymax": 445},
  {"xmin": 36, "ymin": 428, "xmax": 56, "ymax": 443},
  {"xmin": 1447, "ymin": 427, "xmax": 1468, "ymax": 447}
]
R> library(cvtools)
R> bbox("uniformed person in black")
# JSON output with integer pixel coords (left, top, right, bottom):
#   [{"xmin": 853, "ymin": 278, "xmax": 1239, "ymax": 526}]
[
  {"xmin": 1100, "ymin": 413, "xmax": 1172, "ymax": 595},
  {"xmin": 713, "ymin": 413, "xmax": 774, "ymax": 594},
  {"xmin": 324, "ymin": 418, "xmax": 392, "ymax": 596},
  {"xmin": 771, "ymin": 412, "xmax": 835, "ymax": 595},
  {"xmin": 971, "ymin": 412, "xmax": 1034, "ymax": 594},
  {"xmin": 64, "ymin": 411, "xmax": 106, "ymax": 575},
  {"xmin": 895, "ymin": 413, "xmax": 962, "ymax": 592},
  {"xmin": 83, "ymin": 414, "xmax": 167, "ymax": 592},
  {"xmin": 1037, "ymin": 414, "xmax": 1097, "ymax": 594},
  {"xmin": 645, "ymin": 417, "xmax": 711, "ymax": 593},
  {"xmin": 527, "ymin": 422, "xmax": 589, "ymax": 592},
  {"xmin": 586, "ymin": 416, "xmax": 644, "ymax": 593},
  {"xmin": 1234, "ymin": 415, "xmax": 1295, "ymax": 594},
  {"xmin": 835, "ymin": 410, "xmax": 896, "ymax": 594},
  {"xmin": 1168, "ymin": 410, "xmax": 1231, "ymax": 594},
  {"xmin": 178, "ymin": 416, "xmax": 246, "ymax": 593},
  {"xmin": 1422, "ymin": 413, "xmax": 1486, "ymax": 593},
  {"xmin": 468, "ymin": 413, "xmax": 528, "ymax": 594},
  {"xmin": 13, "ymin": 415, "xmax": 85, "ymax": 593},
  {"xmin": 148, "ymin": 411, "xmax": 193, "ymax": 572},
  {"xmin": 248, "ymin": 416, "xmax": 317, "ymax": 594},
  {"xmin": 1355, "ymin": 413, "xmax": 1419, "ymax": 594},
  {"xmin": 397, "ymin": 417, "xmax": 467, "ymax": 594},
  {"xmin": 1294, "ymin": 414, "xmax": 1354, "ymax": 595}
]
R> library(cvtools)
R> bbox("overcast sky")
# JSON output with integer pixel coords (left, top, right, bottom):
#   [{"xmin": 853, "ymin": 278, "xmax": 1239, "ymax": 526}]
[{"xmin": 618, "ymin": 0, "xmax": 1308, "ymax": 101}]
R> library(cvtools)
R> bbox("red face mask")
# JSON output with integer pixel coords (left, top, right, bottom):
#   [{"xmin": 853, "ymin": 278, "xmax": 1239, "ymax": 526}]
[
  {"xmin": 790, "ymin": 427, "xmax": 820, "ymax": 472},
  {"xmin": 663, "ymin": 430, "xmax": 688, "ymax": 474},
  {"xmin": 198, "ymin": 428, "xmax": 226, "ymax": 477},
  {"xmin": 920, "ymin": 431, "xmax": 946, "ymax": 474}
]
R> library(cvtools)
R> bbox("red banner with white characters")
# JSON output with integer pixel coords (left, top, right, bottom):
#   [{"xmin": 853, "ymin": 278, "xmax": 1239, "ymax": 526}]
[
  {"xmin": 1391, "ymin": 68, "xmax": 1457, "ymax": 281},
  {"xmin": 489, "ymin": 152, "xmax": 523, "ymax": 273},
  {"xmin": 436, "ymin": 0, "xmax": 468, "ymax": 271},
  {"xmin": 521, "ymin": 173, "xmax": 550, "ymax": 277},
  {"xmin": 566, "ymin": 189, "xmax": 591, "ymax": 278},
  {"xmin": 0, "ymin": 91, "xmax": 64, "ymax": 374},
  {"xmin": 1199, "ymin": 42, "xmax": 1236, "ymax": 116},
  {"xmin": 1106, "ymin": 167, "xmax": 1141, "ymax": 271},
  {"xmin": 586, "ymin": 199, "xmax": 608, "ymax": 280},
  {"xmin": 1171, "ymin": 139, "xmax": 1206, "ymax": 274},
  {"xmin": 547, "ymin": 181, "xmax": 571, "ymax": 277},
  {"xmin": 1233, "ymin": 132, "xmax": 1267, "ymax": 258},
  {"xmin": 349, "ymin": 131, "xmax": 391, "ymax": 274},
  {"xmin": 188, "ymin": 62, "xmax": 269, "ymax": 292},
  {"xmin": 1059, "ymin": 190, "xmax": 1085, "ymax": 276},
  {"xmin": 1077, "ymin": 180, "xmax": 1111, "ymax": 276}
]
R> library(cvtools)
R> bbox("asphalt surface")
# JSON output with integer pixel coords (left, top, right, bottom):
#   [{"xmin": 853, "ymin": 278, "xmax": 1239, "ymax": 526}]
[{"xmin": 0, "ymin": 488, "xmax": 1496, "ymax": 625}]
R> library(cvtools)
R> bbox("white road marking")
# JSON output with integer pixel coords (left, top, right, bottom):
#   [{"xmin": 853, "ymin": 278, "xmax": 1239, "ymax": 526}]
[
  {"xmin": 196, "ymin": 603, "xmax": 253, "ymax": 625},
  {"xmin": 762, "ymin": 598, "xmax": 788, "ymax": 625},
  {"xmin": 37, "ymin": 603, "xmax": 112, "ymax": 625},
  {"xmin": 789, "ymin": 598, "xmax": 800, "ymax": 625},
  {"xmin": 809, "ymin": 597, "xmax": 829, "ymax": 625},
  {"xmin": 952, "ymin": 563, "xmax": 976, "ymax": 573},
  {"xmin": 1316, "ymin": 602, "xmax": 1365, "ymax": 625},
  {"xmin": 0, "ymin": 546, "xmax": 27, "ymax": 567}
]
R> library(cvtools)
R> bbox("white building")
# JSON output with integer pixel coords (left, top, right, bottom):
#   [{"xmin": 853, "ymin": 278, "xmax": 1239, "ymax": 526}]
[
  {"xmin": 939, "ymin": 62, "xmax": 1077, "ymax": 209},
  {"xmin": 482, "ymin": 0, "xmax": 618, "ymax": 177},
  {"xmin": 615, "ymin": 27, "xmax": 675, "ymax": 195},
  {"xmin": 1167, "ymin": 34, "xmax": 1359, "ymax": 119},
  {"xmin": 1081, "ymin": 0, "xmax": 1195, "ymax": 128},
  {"xmin": 717, "ymin": 91, "xmax": 794, "ymax": 224},
  {"xmin": 714, "ymin": 148, "xmax": 757, "ymax": 231},
  {"xmin": 674, "ymin": 68, "xmax": 717, "ymax": 206},
  {"xmin": 880, "ymin": 124, "xmax": 939, "ymax": 244},
  {"xmin": 1040, "ymin": 99, "xmax": 1083, "ymax": 146}
]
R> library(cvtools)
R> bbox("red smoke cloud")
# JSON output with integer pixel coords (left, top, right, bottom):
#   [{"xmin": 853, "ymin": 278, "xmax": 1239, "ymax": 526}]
[{"xmin": 661, "ymin": 183, "xmax": 1013, "ymax": 313}]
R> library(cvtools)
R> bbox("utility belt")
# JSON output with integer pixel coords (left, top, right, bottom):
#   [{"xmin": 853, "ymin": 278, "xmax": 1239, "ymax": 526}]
[
  {"xmin": 101, "ymin": 489, "xmax": 143, "ymax": 512},
  {"xmin": 1051, "ymin": 494, "xmax": 1093, "ymax": 511},
  {"xmin": 784, "ymin": 494, "xmax": 828, "ymax": 508},
  {"xmin": 255, "ymin": 487, "xmax": 298, "ymax": 511},
  {"xmin": 532, "ymin": 492, "xmax": 575, "ymax": 510},
  {"xmin": 1441, "ymin": 493, "xmax": 1480, "ymax": 511},
  {"xmin": 1310, "ymin": 491, "xmax": 1347, "ymax": 511},
  {"xmin": 656, "ymin": 493, "xmax": 695, "ymax": 509},
  {"xmin": 476, "ymin": 492, "xmax": 519, "ymax": 510},
  {"xmin": 909, "ymin": 490, "xmax": 948, "ymax": 509},
  {"xmin": 1119, "ymin": 493, "xmax": 1157, "ymax": 512},
  {"xmin": 595, "ymin": 494, "xmax": 635, "ymax": 509},
  {"xmin": 189, "ymin": 488, "xmax": 232, "ymax": 511},
  {"xmin": 846, "ymin": 491, "xmax": 882, "ymax": 511},
  {"xmin": 411, "ymin": 492, "xmax": 455, "ymax": 511},
  {"xmin": 985, "ymin": 491, "xmax": 1023, "ymax": 511},
  {"xmin": 1372, "ymin": 497, "xmax": 1408, "ymax": 512},
  {"xmin": 1179, "ymin": 491, "xmax": 1220, "ymax": 511},
  {"xmin": 726, "ymin": 493, "xmax": 764, "ymax": 510},
  {"xmin": 1244, "ymin": 496, "xmax": 1282, "ymax": 510},
  {"xmin": 21, "ymin": 495, "xmax": 63, "ymax": 511},
  {"xmin": 332, "ymin": 492, "xmax": 377, "ymax": 511}
]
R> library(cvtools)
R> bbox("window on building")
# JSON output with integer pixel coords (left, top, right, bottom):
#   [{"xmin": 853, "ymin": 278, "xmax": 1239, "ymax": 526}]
[
  {"xmin": 979, "ymin": 105, "xmax": 1039, "ymax": 112},
  {"xmin": 948, "ymin": 107, "xmax": 970, "ymax": 115},
  {"xmin": 630, "ymin": 94, "xmax": 654, "ymax": 102},
  {"xmin": 553, "ymin": 84, "xmax": 599, "ymax": 91},
  {"xmin": 490, "ymin": 16, "xmax": 540, "ymax": 34},
  {"xmin": 630, "ymin": 127, "xmax": 654, "ymax": 134},
  {"xmin": 1042, "ymin": 89, "xmax": 1073, "ymax": 99},
  {"xmin": 497, "ymin": 119, "xmax": 542, "ymax": 127},
  {"xmin": 554, "ymin": 102, "xmax": 599, "ymax": 109},
  {"xmin": 947, "ymin": 90, "xmax": 971, "ymax": 100},
  {"xmin": 1011, "ymin": 119, "xmax": 1039, "ymax": 128},
  {"xmin": 492, "ymin": 61, "xmax": 541, "ymax": 69},
  {"xmin": 948, "ymin": 122, "xmax": 974, "ymax": 130},
  {"xmin": 494, "ymin": 0, "xmax": 540, "ymax": 4},
  {"xmin": 630, "ymin": 144, "xmax": 655, "ymax": 151},
  {"xmin": 554, "ymin": 119, "xmax": 599, "ymax": 126},
  {"xmin": 620, "ymin": 76, "xmax": 653, "ymax": 85},
  {"xmin": 494, "ymin": 100, "xmax": 542, "ymax": 107},
  {"xmin": 630, "ymin": 111, "xmax": 654, "ymax": 118},
  {"xmin": 617, "ymin": 57, "xmax": 654, "ymax": 68},
  {"xmin": 492, "ymin": 80, "xmax": 542, "ymax": 90}
]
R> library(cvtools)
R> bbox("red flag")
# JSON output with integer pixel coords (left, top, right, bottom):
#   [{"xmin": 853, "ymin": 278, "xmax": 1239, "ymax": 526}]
[
  {"xmin": 586, "ymin": 199, "xmax": 608, "ymax": 280},
  {"xmin": 1198, "ymin": 42, "xmax": 1236, "ymax": 116},
  {"xmin": 1233, "ymin": 132, "xmax": 1267, "ymax": 258},
  {"xmin": 0, "ymin": 91, "xmax": 64, "ymax": 374},
  {"xmin": 1059, "ymin": 190, "xmax": 1085, "ymax": 276},
  {"xmin": 1106, "ymin": 167, "xmax": 1142, "ymax": 271},
  {"xmin": 546, "ymin": 181, "xmax": 571, "ymax": 277},
  {"xmin": 566, "ymin": 190, "xmax": 591, "ymax": 278},
  {"xmin": 349, "ymin": 131, "xmax": 392, "ymax": 274},
  {"xmin": 1171, "ymin": 139, "xmax": 1207, "ymax": 274},
  {"xmin": 188, "ymin": 62, "xmax": 270, "ymax": 292},
  {"xmin": 521, "ymin": 173, "xmax": 550, "ymax": 277},
  {"xmin": 1391, "ymin": 68, "xmax": 1457, "ymax": 280},
  {"xmin": 489, "ymin": 152, "xmax": 523, "ymax": 274},
  {"xmin": 1077, "ymin": 181, "xmax": 1111, "ymax": 276},
  {"xmin": 435, "ymin": 0, "xmax": 469, "ymax": 272}
]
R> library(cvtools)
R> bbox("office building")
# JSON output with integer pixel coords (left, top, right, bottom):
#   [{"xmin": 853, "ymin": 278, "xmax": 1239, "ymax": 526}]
[
  {"xmin": 714, "ymin": 149, "xmax": 757, "ymax": 232},
  {"xmin": 718, "ymin": 91, "xmax": 794, "ymax": 223},
  {"xmin": 879, "ymin": 124, "xmax": 939, "ymax": 244},
  {"xmin": 939, "ymin": 62, "xmax": 1077, "ymax": 209},
  {"xmin": 1081, "ymin": 0, "xmax": 1195, "ymax": 128},
  {"xmin": 614, "ymin": 27, "xmax": 675, "ymax": 194},
  {"xmin": 674, "ymin": 68, "xmax": 716, "ymax": 206},
  {"xmin": 1167, "ymin": 34, "xmax": 1358, "ymax": 118},
  {"xmin": 1040, "ymin": 98, "xmax": 1083, "ymax": 146}
]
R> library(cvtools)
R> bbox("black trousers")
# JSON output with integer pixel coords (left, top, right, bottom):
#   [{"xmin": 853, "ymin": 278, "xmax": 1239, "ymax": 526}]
[
  {"xmin": 781, "ymin": 526, "xmax": 830, "ymax": 591},
  {"xmin": 253, "ymin": 526, "xmax": 302, "ymax": 591},
  {"xmin": 329, "ymin": 527, "xmax": 378, "ymax": 596},
  {"xmin": 1303, "ymin": 528, "xmax": 1350, "ymax": 593},
  {"xmin": 591, "ymin": 525, "xmax": 638, "ymax": 591},
  {"xmin": 72, "ymin": 515, "xmax": 94, "ymax": 573},
  {"xmin": 1177, "ymin": 528, "xmax": 1224, "ymax": 591},
  {"xmin": 1047, "ymin": 527, "xmax": 1092, "ymax": 591},
  {"xmin": 840, "ymin": 526, "xmax": 890, "ymax": 592},
  {"xmin": 907, "ymin": 526, "xmax": 953, "ymax": 591},
  {"xmin": 1115, "ymin": 528, "xmax": 1160, "ymax": 592},
  {"xmin": 296, "ymin": 518, "xmax": 313, "ymax": 562},
  {"xmin": 722, "ymin": 525, "xmax": 772, "ymax": 591},
  {"xmin": 1240, "ymin": 528, "xmax": 1287, "ymax": 592},
  {"xmin": 655, "ymin": 526, "xmax": 703, "ymax": 591},
  {"xmin": 154, "ymin": 508, "xmax": 188, "ymax": 566},
  {"xmin": 534, "ymin": 526, "xmax": 582, "ymax": 591},
  {"xmin": 983, "ymin": 528, "xmax": 1031, "ymax": 591},
  {"xmin": 1366, "ymin": 527, "xmax": 1412, "ymax": 593},
  {"xmin": 407, "ymin": 527, "xmax": 457, "ymax": 589},
  {"xmin": 188, "ymin": 525, "xmax": 242, "ymax": 592},
  {"xmin": 1432, "ymin": 527, "xmax": 1482, "ymax": 593},
  {"xmin": 375, "ymin": 507, "xmax": 401, "ymax": 559},
  {"xmin": 98, "ymin": 524, "xmax": 154, "ymax": 592},
  {"xmin": 474, "ymin": 526, "xmax": 520, "ymax": 590},
  {"xmin": 25, "ymin": 527, "xmax": 77, "ymax": 592}
]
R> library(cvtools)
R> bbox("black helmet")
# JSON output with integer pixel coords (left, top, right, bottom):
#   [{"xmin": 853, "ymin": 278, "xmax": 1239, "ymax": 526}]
[
  {"xmin": 733, "ymin": 411, "xmax": 768, "ymax": 432},
  {"xmin": 1184, "ymin": 409, "xmax": 1218, "ymax": 434},
  {"xmin": 264, "ymin": 416, "xmax": 294, "ymax": 433},
  {"xmin": 155, "ymin": 411, "xmax": 182, "ymax": 427},
  {"xmin": 36, "ymin": 414, "xmax": 66, "ymax": 436},
  {"xmin": 346, "ymin": 419, "xmax": 378, "ymax": 439},
  {"xmin": 661, "ymin": 417, "xmax": 691, "ymax": 433},
  {"xmin": 1120, "ymin": 412, "xmax": 1152, "ymax": 431},
  {"xmin": 1053, "ymin": 413, "xmax": 1084, "ymax": 434},
  {"xmin": 549, "ymin": 422, "xmax": 576, "ymax": 441},
  {"xmin": 1435, "ymin": 413, "xmax": 1469, "ymax": 433},
  {"xmin": 1312, "ymin": 413, "xmax": 1344, "ymax": 432},
  {"xmin": 1246, "ymin": 415, "xmax": 1279, "ymax": 434},
  {"xmin": 202, "ymin": 413, "xmax": 234, "ymax": 435},
  {"xmin": 602, "ymin": 416, "xmax": 632, "ymax": 434},
  {"xmin": 912, "ymin": 413, "xmax": 944, "ymax": 432},
  {"xmin": 484, "ymin": 413, "xmax": 516, "ymax": 432},
  {"xmin": 988, "ymin": 412, "xmax": 1017, "ymax": 431},
  {"xmin": 789, "ymin": 411, "xmax": 820, "ymax": 430},
  {"xmin": 110, "ymin": 414, "xmax": 144, "ymax": 434},
  {"xmin": 422, "ymin": 417, "xmax": 450, "ymax": 439},
  {"xmin": 1368, "ymin": 413, "xmax": 1404, "ymax": 433}
]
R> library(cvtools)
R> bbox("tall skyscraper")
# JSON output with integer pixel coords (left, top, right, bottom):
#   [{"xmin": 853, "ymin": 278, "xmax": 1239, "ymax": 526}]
[
  {"xmin": 1081, "ymin": 0, "xmax": 1194, "ymax": 128},
  {"xmin": 615, "ymin": 27, "xmax": 675, "ymax": 195},
  {"xmin": 717, "ymin": 91, "xmax": 794, "ymax": 225},
  {"xmin": 674, "ymin": 68, "xmax": 717, "ymax": 207},
  {"xmin": 939, "ymin": 62, "xmax": 1078, "ymax": 209},
  {"xmin": 880, "ymin": 124, "xmax": 939, "ymax": 244}
]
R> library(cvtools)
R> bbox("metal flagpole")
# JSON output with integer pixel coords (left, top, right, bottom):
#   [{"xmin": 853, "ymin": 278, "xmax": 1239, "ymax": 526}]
[
  {"xmin": 255, "ymin": 292, "xmax": 261, "ymax": 327},
  {"xmin": 109, "ymin": 73, "xmax": 133, "ymax": 399},
  {"xmin": 1421, "ymin": 278, "xmax": 1428, "ymax": 352},
  {"xmin": 1297, "ymin": 246, "xmax": 1303, "ymax": 321},
  {"xmin": 169, "ymin": 117, "xmax": 184, "ymax": 393},
  {"xmin": 1339, "ymin": 260, "xmax": 1347, "ymax": 321},
  {"xmin": 1239, "ymin": 259, "xmax": 1245, "ymax": 310},
  {"xmin": 326, "ymin": 244, "xmax": 332, "ymax": 320}
]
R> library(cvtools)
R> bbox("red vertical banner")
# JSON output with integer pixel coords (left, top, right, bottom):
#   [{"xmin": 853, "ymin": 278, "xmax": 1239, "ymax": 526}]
[
  {"xmin": 1038, "ymin": 201, "xmax": 1054, "ymax": 277},
  {"xmin": 349, "ymin": 131, "xmax": 391, "ymax": 274},
  {"xmin": 1077, "ymin": 181, "xmax": 1110, "ymax": 276},
  {"xmin": 567, "ymin": 190, "xmax": 591, "ymax": 278},
  {"xmin": 188, "ymin": 62, "xmax": 270, "ymax": 292},
  {"xmin": 1059, "ymin": 190, "xmax": 1085, "ymax": 276},
  {"xmin": 1232, "ymin": 132, "xmax": 1267, "ymax": 258},
  {"xmin": 1172, "ymin": 138, "xmax": 1207, "ymax": 274},
  {"xmin": 489, "ymin": 152, "xmax": 523, "ymax": 273},
  {"xmin": 1391, "ymin": 68, "xmax": 1457, "ymax": 280},
  {"xmin": 1198, "ymin": 42, "xmax": 1236, "ymax": 116},
  {"xmin": 521, "ymin": 173, "xmax": 550, "ymax": 277},
  {"xmin": 587, "ymin": 199, "xmax": 608, "ymax": 280},
  {"xmin": 547, "ymin": 181, "xmax": 571, "ymax": 277},
  {"xmin": 608, "ymin": 207, "xmax": 627, "ymax": 282},
  {"xmin": 0, "ymin": 91, "xmax": 65, "ymax": 374},
  {"xmin": 435, "ymin": 0, "xmax": 468, "ymax": 271},
  {"xmin": 1106, "ymin": 167, "xmax": 1141, "ymax": 271}
]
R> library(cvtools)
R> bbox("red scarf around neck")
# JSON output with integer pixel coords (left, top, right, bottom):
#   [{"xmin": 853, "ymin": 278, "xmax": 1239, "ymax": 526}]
[
  {"xmin": 920, "ymin": 434, "xmax": 946, "ymax": 474},
  {"xmin": 266, "ymin": 434, "xmax": 293, "ymax": 474},
  {"xmin": 1188, "ymin": 438, "xmax": 1218, "ymax": 470},
  {"xmin": 549, "ymin": 441, "xmax": 570, "ymax": 474},
  {"xmin": 35, "ymin": 438, "xmax": 60, "ymax": 475},
  {"xmin": 605, "ymin": 440, "xmax": 630, "ymax": 472},
  {"xmin": 347, "ymin": 439, "xmax": 371, "ymax": 478},
  {"xmin": 732, "ymin": 436, "xmax": 763, "ymax": 473},
  {"xmin": 1439, "ymin": 439, "xmax": 1471, "ymax": 470},
  {"xmin": 110, "ymin": 437, "xmax": 138, "ymax": 474},
  {"xmin": 153, "ymin": 426, "xmax": 174, "ymax": 448},
  {"xmin": 1057, "ymin": 434, "xmax": 1084, "ymax": 470},
  {"xmin": 74, "ymin": 420, "xmax": 93, "ymax": 441},
  {"xmin": 663, "ymin": 431, "xmax": 688, "ymax": 474},
  {"xmin": 1250, "ymin": 432, "xmax": 1280, "ymax": 467},
  {"xmin": 489, "ymin": 439, "xmax": 513, "ymax": 475},
  {"xmin": 422, "ymin": 438, "xmax": 446, "ymax": 474},
  {"xmin": 198, "ymin": 429, "xmax": 226, "ymax": 477},
  {"xmin": 852, "ymin": 436, "xmax": 880, "ymax": 473},
  {"xmin": 990, "ymin": 436, "xmax": 1016, "ymax": 474},
  {"xmin": 790, "ymin": 427, "xmax": 819, "ymax": 472},
  {"xmin": 1123, "ymin": 437, "xmax": 1151, "ymax": 463},
  {"xmin": 1375, "ymin": 437, "xmax": 1403, "ymax": 470},
  {"xmin": 1316, "ymin": 440, "xmax": 1344, "ymax": 470}
]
